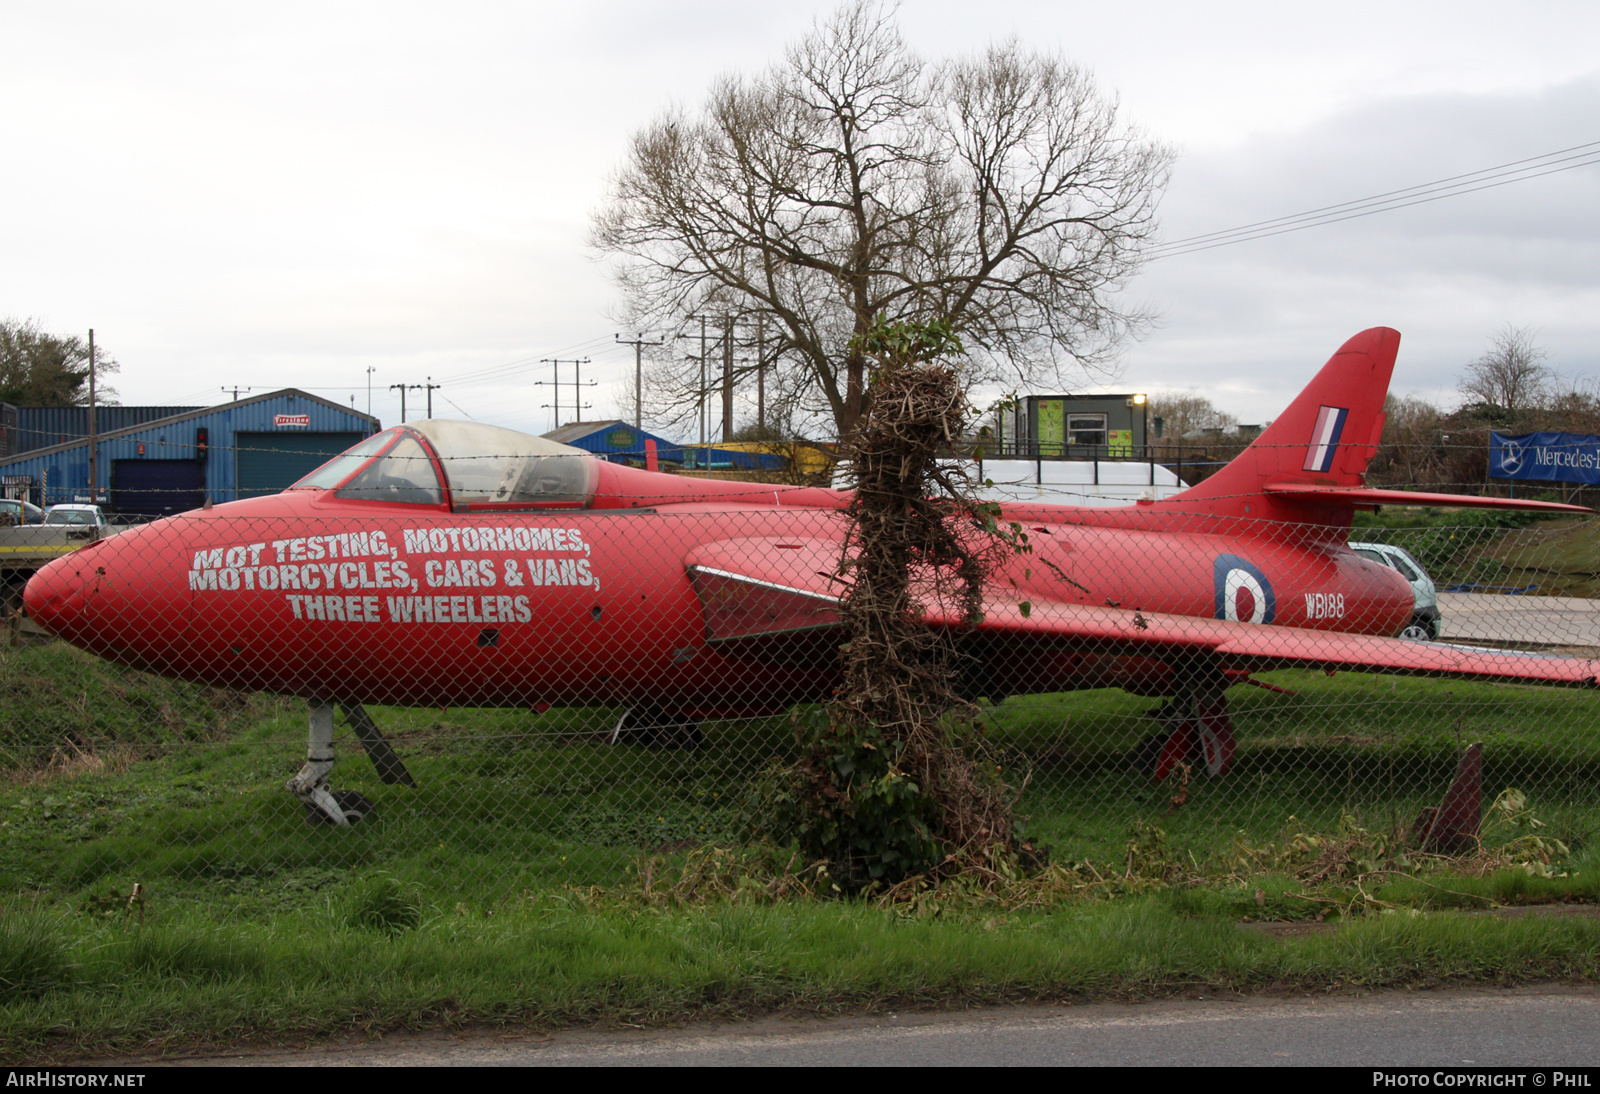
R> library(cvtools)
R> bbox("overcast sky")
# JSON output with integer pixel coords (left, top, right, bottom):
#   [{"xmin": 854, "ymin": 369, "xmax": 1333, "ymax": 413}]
[{"xmin": 4, "ymin": 1, "xmax": 1598, "ymax": 434}]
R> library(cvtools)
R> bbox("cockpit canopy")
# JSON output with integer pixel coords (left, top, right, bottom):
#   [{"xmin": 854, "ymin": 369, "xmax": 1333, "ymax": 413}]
[{"xmin": 291, "ymin": 420, "xmax": 597, "ymax": 509}]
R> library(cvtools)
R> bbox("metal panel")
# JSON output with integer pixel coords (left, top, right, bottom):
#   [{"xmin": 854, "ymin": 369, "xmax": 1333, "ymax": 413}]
[
  {"xmin": 111, "ymin": 459, "xmax": 204, "ymax": 516},
  {"xmin": 236, "ymin": 432, "xmax": 366, "ymax": 498},
  {"xmin": 14, "ymin": 406, "xmax": 201, "ymax": 454}
]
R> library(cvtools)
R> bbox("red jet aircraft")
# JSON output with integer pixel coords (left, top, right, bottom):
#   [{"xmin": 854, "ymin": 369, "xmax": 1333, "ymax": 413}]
[{"xmin": 24, "ymin": 328, "xmax": 1597, "ymax": 824}]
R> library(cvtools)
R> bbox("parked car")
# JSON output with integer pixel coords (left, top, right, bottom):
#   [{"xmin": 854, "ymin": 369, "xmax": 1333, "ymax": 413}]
[
  {"xmin": 0, "ymin": 499, "xmax": 46, "ymax": 526},
  {"xmin": 1350, "ymin": 541, "xmax": 1439, "ymax": 639},
  {"xmin": 43, "ymin": 503, "xmax": 109, "ymax": 528}
]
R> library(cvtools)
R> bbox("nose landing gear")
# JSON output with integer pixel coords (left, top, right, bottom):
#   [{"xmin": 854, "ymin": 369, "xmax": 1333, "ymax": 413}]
[{"xmin": 288, "ymin": 700, "xmax": 414, "ymax": 826}]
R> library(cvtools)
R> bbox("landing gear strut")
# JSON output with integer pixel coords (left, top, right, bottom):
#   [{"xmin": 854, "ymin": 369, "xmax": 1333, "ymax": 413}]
[
  {"xmin": 287, "ymin": 701, "xmax": 368, "ymax": 826},
  {"xmin": 1143, "ymin": 665, "xmax": 1237, "ymax": 780},
  {"xmin": 287, "ymin": 700, "xmax": 413, "ymax": 825}
]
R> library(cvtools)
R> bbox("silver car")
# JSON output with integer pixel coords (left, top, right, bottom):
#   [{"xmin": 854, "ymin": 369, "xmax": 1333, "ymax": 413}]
[{"xmin": 1350, "ymin": 541, "xmax": 1439, "ymax": 640}]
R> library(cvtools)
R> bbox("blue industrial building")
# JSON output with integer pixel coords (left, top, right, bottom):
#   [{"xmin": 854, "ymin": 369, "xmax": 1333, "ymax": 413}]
[
  {"xmin": 543, "ymin": 419, "xmax": 785, "ymax": 470},
  {"xmin": 0, "ymin": 390, "xmax": 379, "ymax": 515}
]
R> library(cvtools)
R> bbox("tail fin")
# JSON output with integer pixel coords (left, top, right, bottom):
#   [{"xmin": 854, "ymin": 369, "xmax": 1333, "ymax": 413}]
[{"xmin": 1158, "ymin": 328, "xmax": 1399, "ymax": 520}]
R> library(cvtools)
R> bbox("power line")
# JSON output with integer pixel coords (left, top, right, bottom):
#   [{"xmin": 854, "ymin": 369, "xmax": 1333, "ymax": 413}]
[
  {"xmin": 436, "ymin": 335, "xmax": 617, "ymax": 388},
  {"xmin": 1150, "ymin": 137, "xmax": 1600, "ymax": 260},
  {"xmin": 440, "ymin": 394, "xmax": 477, "ymax": 421}
]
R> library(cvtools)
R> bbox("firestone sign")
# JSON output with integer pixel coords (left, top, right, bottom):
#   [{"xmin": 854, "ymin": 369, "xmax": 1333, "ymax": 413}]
[
  {"xmin": 274, "ymin": 414, "xmax": 312, "ymax": 428},
  {"xmin": 1491, "ymin": 431, "xmax": 1600, "ymax": 486}
]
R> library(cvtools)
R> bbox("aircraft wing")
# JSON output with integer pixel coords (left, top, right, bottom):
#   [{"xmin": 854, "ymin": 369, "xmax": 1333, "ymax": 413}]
[
  {"xmin": 1262, "ymin": 483, "xmax": 1591, "ymax": 514},
  {"xmin": 685, "ymin": 537, "xmax": 1600, "ymax": 689},
  {"xmin": 946, "ymin": 597, "xmax": 1600, "ymax": 687}
]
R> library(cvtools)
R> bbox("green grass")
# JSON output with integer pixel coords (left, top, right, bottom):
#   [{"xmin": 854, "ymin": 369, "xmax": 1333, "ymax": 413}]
[
  {"xmin": 5, "ymin": 639, "xmax": 1600, "ymax": 1058},
  {"xmin": 4, "ymin": 644, "xmax": 1599, "ymax": 917},
  {"xmin": 2, "ymin": 891, "xmax": 1599, "ymax": 1061}
]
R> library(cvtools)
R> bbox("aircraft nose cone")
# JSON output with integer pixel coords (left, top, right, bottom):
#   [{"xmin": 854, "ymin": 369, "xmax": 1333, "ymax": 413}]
[
  {"xmin": 22, "ymin": 529, "xmax": 193, "ymax": 667},
  {"xmin": 23, "ymin": 550, "xmax": 95, "ymax": 640}
]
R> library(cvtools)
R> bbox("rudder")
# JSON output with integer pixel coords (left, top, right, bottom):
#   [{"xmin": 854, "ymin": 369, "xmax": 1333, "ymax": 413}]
[{"xmin": 1157, "ymin": 327, "xmax": 1400, "ymax": 519}]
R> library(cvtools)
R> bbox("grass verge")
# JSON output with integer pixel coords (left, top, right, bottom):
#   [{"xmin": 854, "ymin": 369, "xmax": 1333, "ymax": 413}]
[{"xmin": 2, "ymin": 890, "xmax": 1598, "ymax": 1063}]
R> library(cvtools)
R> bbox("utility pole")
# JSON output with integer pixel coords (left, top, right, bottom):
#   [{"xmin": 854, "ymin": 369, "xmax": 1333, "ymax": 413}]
[
  {"xmin": 421, "ymin": 376, "xmax": 441, "ymax": 419},
  {"xmin": 536, "ymin": 358, "xmax": 594, "ymax": 431},
  {"xmin": 87, "ymin": 330, "xmax": 97, "ymax": 506},
  {"xmin": 615, "ymin": 333, "xmax": 662, "ymax": 430},
  {"xmin": 756, "ymin": 314, "xmax": 765, "ymax": 436},
  {"xmin": 221, "ymin": 386, "xmax": 252, "ymax": 401},
  {"xmin": 366, "ymin": 366, "xmax": 376, "ymax": 415},
  {"xmin": 389, "ymin": 383, "xmax": 422, "ymax": 423},
  {"xmin": 699, "ymin": 317, "xmax": 708, "ymax": 468},
  {"xmin": 722, "ymin": 315, "xmax": 734, "ymax": 443}
]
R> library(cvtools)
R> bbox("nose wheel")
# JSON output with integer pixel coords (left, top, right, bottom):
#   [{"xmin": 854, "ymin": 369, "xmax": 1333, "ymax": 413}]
[
  {"xmin": 288, "ymin": 701, "xmax": 379, "ymax": 826},
  {"xmin": 303, "ymin": 789, "xmax": 377, "ymax": 827}
]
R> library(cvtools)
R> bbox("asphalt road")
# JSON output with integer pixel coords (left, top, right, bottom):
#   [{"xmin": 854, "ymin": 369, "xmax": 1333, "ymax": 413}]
[
  {"xmin": 1439, "ymin": 592, "xmax": 1600, "ymax": 649},
  {"xmin": 153, "ymin": 987, "xmax": 1600, "ymax": 1067}
]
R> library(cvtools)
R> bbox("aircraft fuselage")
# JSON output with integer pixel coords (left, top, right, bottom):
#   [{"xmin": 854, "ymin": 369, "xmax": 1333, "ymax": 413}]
[{"xmin": 23, "ymin": 485, "xmax": 1413, "ymax": 712}]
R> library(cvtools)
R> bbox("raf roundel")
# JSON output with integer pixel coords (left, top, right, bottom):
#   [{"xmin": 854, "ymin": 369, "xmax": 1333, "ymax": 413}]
[{"xmin": 1213, "ymin": 554, "xmax": 1276, "ymax": 625}]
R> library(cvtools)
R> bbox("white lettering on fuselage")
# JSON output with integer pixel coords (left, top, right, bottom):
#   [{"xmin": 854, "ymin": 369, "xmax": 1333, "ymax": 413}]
[
  {"xmin": 185, "ymin": 524, "xmax": 602, "ymax": 624},
  {"xmin": 188, "ymin": 559, "xmax": 411, "ymax": 592},
  {"xmin": 401, "ymin": 526, "xmax": 590, "ymax": 556},
  {"xmin": 1304, "ymin": 592, "xmax": 1346, "ymax": 620},
  {"xmin": 384, "ymin": 595, "xmax": 534, "ymax": 624}
]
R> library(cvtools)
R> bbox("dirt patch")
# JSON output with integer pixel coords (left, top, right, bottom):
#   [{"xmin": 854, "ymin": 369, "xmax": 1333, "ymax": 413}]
[{"xmin": 1239, "ymin": 921, "xmax": 1337, "ymax": 938}]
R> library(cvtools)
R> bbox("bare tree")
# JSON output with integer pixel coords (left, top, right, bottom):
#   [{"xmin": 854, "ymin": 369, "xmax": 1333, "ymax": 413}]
[
  {"xmin": 1145, "ymin": 392, "xmax": 1234, "ymax": 440},
  {"xmin": 592, "ymin": 1, "xmax": 1171, "ymax": 441},
  {"xmin": 1458, "ymin": 325, "xmax": 1552, "ymax": 414},
  {"xmin": 1369, "ymin": 392, "xmax": 1447, "ymax": 486}
]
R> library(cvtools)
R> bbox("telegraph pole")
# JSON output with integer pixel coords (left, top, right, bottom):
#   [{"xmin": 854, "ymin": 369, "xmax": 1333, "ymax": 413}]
[
  {"xmin": 221, "ymin": 386, "xmax": 252, "ymax": 401},
  {"xmin": 722, "ymin": 315, "xmax": 734, "ymax": 443},
  {"xmin": 615, "ymin": 333, "xmax": 662, "ymax": 430},
  {"xmin": 366, "ymin": 366, "xmax": 376, "ymax": 415},
  {"xmin": 87, "ymin": 330, "xmax": 97, "ymax": 506},
  {"xmin": 536, "ymin": 359, "xmax": 593, "ymax": 430},
  {"xmin": 756, "ymin": 315, "xmax": 765, "ymax": 435},
  {"xmin": 421, "ymin": 376, "xmax": 441, "ymax": 419},
  {"xmin": 699, "ymin": 318, "xmax": 708, "ymax": 466},
  {"xmin": 389, "ymin": 383, "xmax": 422, "ymax": 423}
]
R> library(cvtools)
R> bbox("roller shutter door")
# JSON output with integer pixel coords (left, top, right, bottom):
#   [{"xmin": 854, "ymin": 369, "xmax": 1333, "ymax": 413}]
[
  {"xmin": 236, "ymin": 432, "xmax": 365, "ymax": 499},
  {"xmin": 111, "ymin": 459, "xmax": 205, "ymax": 516}
]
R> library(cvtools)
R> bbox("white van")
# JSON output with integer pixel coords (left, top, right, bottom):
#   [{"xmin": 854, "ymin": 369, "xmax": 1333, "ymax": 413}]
[{"xmin": 1350, "ymin": 542, "xmax": 1439, "ymax": 640}]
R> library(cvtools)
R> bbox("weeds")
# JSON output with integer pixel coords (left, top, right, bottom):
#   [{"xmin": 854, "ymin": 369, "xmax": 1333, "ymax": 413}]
[
  {"xmin": 340, "ymin": 875, "xmax": 425, "ymax": 935},
  {"xmin": 0, "ymin": 904, "xmax": 73, "ymax": 1003}
]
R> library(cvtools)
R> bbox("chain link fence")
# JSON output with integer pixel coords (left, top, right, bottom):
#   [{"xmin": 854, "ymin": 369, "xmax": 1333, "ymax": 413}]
[{"xmin": 4, "ymin": 449, "xmax": 1597, "ymax": 913}]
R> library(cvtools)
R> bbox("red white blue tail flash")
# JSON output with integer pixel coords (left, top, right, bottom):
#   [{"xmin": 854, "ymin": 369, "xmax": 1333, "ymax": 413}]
[{"xmin": 1303, "ymin": 405, "xmax": 1350, "ymax": 473}]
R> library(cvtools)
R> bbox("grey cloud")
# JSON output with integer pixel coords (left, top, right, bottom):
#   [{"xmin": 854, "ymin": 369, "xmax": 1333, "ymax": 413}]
[{"xmin": 1123, "ymin": 75, "xmax": 1600, "ymax": 420}]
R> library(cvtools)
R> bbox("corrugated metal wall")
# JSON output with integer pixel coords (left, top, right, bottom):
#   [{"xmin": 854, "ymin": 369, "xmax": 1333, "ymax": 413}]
[
  {"xmin": 554, "ymin": 422, "xmax": 785, "ymax": 470},
  {"xmin": 12, "ymin": 406, "xmax": 202, "ymax": 454},
  {"xmin": 0, "ymin": 392, "xmax": 379, "ymax": 509}
]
